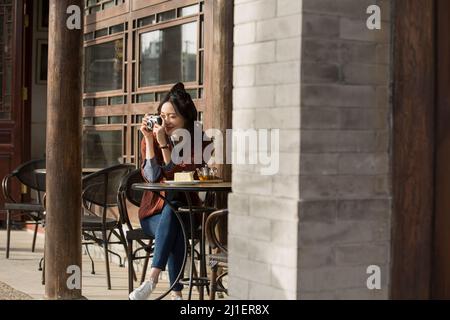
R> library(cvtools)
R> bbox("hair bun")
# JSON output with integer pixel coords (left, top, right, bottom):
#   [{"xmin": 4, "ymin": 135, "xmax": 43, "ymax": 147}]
[{"xmin": 171, "ymin": 82, "xmax": 185, "ymax": 93}]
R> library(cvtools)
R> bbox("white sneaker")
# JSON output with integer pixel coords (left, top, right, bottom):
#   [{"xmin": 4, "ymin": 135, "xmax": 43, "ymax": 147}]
[
  {"xmin": 171, "ymin": 295, "xmax": 183, "ymax": 301},
  {"xmin": 129, "ymin": 281, "xmax": 155, "ymax": 300}
]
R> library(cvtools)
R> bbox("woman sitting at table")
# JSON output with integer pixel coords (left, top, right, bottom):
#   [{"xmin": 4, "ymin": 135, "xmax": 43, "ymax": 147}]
[{"xmin": 129, "ymin": 82, "xmax": 206, "ymax": 300}]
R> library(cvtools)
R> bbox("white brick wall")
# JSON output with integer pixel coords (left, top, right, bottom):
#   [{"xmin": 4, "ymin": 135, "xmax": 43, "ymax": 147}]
[
  {"xmin": 298, "ymin": 0, "xmax": 392, "ymax": 299},
  {"xmin": 230, "ymin": 0, "xmax": 302, "ymax": 300},
  {"xmin": 230, "ymin": 0, "xmax": 393, "ymax": 300}
]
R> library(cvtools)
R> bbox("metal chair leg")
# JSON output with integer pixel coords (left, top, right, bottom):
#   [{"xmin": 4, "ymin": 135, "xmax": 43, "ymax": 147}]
[
  {"xmin": 84, "ymin": 244, "xmax": 95, "ymax": 275},
  {"xmin": 106, "ymin": 229, "xmax": 125, "ymax": 267},
  {"xmin": 141, "ymin": 250, "xmax": 151, "ymax": 284},
  {"xmin": 41, "ymin": 256, "xmax": 45, "ymax": 285},
  {"xmin": 38, "ymin": 257, "xmax": 44, "ymax": 271},
  {"xmin": 6, "ymin": 210, "xmax": 11, "ymax": 259},
  {"xmin": 127, "ymin": 238, "xmax": 134, "ymax": 293},
  {"xmin": 200, "ymin": 212, "xmax": 208, "ymax": 299},
  {"xmin": 192, "ymin": 260, "xmax": 204, "ymax": 300},
  {"xmin": 32, "ymin": 221, "xmax": 39, "ymax": 253},
  {"xmin": 210, "ymin": 265, "xmax": 218, "ymax": 300},
  {"xmin": 102, "ymin": 228, "xmax": 112, "ymax": 290},
  {"xmin": 117, "ymin": 225, "xmax": 128, "ymax": 268}
]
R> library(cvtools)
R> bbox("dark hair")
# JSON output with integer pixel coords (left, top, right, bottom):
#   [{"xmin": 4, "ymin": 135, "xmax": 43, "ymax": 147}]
[{"xmin": 158, "ymin": 82, "xmax": 198, "ymax": 134}]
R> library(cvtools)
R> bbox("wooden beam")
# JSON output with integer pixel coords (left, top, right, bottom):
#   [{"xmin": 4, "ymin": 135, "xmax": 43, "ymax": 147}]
[
  {"xmin": 45, "ymin": 0, "xmax": 84, "ymax": 300},
  {"xmin": 208, "ymin": 0, "xmax": 233, "ymax": 183},
  {"xmin": 391, "ymin": 0, "xmax": 435, "ymax": 299},
  {"xmin": 203, "ymin": 0, "xmax": 233, "ymax": 249},
  {"xmin": 432, "ymin": 0, "xmax": 450, "ymax": 299}
]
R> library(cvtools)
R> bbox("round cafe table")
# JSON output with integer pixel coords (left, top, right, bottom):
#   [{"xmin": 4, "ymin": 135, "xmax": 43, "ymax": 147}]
[
  {"xmin": 132, "ymin": 182, "xmax": 232, "ymax": 300},
  {"xmin": 34, "ymin": 168, "xmax": 101, "ymax": 176}
]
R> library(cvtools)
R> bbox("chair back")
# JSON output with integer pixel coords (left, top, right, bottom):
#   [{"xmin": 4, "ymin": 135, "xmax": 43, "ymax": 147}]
[
  {"xmin": 13, "ymin": 159, "xmax": 46, "ymax": 193},
  {"xmin": 205, "ymin": 209, "xmax": 228, "ymax": 254},
  {"xmin": 117, "ymin": 169, "xmax": 145, "ymax": 229},
  {"xmin": 82, "ymin": 164, "xmax": 135, "ymax": 208}
]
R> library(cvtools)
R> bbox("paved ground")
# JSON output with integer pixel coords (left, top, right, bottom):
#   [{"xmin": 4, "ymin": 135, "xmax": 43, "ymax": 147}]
[
  {"xmin": 0, "ymin": 229, "xmax": 214, "ymax": 300},
  {"xmin": 0, "ymin": 281, "xmax": 32, "ymax": 300}
]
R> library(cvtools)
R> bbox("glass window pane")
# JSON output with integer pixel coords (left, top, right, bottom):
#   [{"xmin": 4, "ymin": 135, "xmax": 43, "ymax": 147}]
[
  {"xmin": 95, "ymin": 28, "xmax": 108, "ymax": 38},
  {"xmin": 200, "ymin": 18, "xmax": 204, "ymax": 49},
  {"xmin": 84, "ymin": 32, "xmax": 94, "ymax": 41},
  {"xmin": 178, "ymin": 4, "xmax": 199, "ymax": 17},
  {"xmin": 85, "ymin": 39, "xmax": 124, "ymax": 93},
  {"xmin": 138, "ymin": 15, "xmax": 155, "ymax": 28},
  {"xmin": 140, "ymin": 22, "xmax": 197, "ymax": 87},
  {"xmin": 84, "ymin": 98, "xmax": 95, "ymax": 107},
  {"xmin": 110, "ymin": 23, "xmax": 124, "ymax": 35},
  {"xmin": 199, "ymin": 50, "xmax": 204, "ymax": 85},
  {"xmin": 136, "ymin": 115, "xmax": 145, "ymax": 124},
  {"xmin": 95, "ymin": 97, "xmax": 108, "ymax": 106},
  {"xmin": 94, "ymin": 117, "xmax": 108, "ymax": 125},
  {"xmin": 131, "ymin": 126, "xmax": 135, "ymax": 156},
  {"xmin": 186, "ymin": 89, "xmax": 197, "ymax": 99},
  {"xmin": 103, "ymin": 0, "xmax": 114, "ymax": 10},
  {"xmin": 137, "ymin": 93, "xmax": 155, "ymax": 103},
  {"xmin": 83, "ymin": 130, "xmax": 123, "ymax": 168},
  {"xmin": 156, "ymin": 92, "xmax": 169, "ymax": 101},
  {"xmin": 109, "ymin": 116, "xmax": 124, "ymax": 124},
  {"xmin": 109, "ymin": 96, "xmax": 124, "ymax": 105},
  {"xmin": 157, "ymin": 10, "xmax": 176, "ymax": 23},
  {"xmin": 83, "ymin": 117, "xmax": 94, "ymax": 125}
]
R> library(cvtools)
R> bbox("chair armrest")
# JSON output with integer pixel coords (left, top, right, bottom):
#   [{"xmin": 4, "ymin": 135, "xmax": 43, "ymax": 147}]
[
  {"xmin": 81, "ymin": 183, "xmax": 101, "ymax": 216},
  {"xmin": 205, "ymin": 209, "xmax": 228, "ymax": 254},
  {"xmin": 81, "ymin": 201, "xmax": 97, "ymax": 217},
  {"xmin": 117, "ymin": 190, "xmax": 131, "ymax": 229},
  {"xmin": 43, "ymin": 193, "xmax": 47, "ymax": 210},
  {"xmin": 2, "ymin": 173, "xmax": 17, "ymax": 204}
]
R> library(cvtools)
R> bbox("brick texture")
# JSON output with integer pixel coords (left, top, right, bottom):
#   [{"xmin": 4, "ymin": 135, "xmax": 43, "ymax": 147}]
[{"xmin": 230, "ymin": 0, "xmax": 392, "ymax": 300}]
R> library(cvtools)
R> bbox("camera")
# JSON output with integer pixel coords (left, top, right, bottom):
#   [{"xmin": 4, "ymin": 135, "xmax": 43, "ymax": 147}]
[{"xmin": 146, "ymin": 115, "xmax": 163, "ymax": 131}]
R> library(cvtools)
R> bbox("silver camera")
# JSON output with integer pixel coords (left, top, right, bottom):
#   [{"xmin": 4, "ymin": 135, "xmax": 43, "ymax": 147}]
[{"xmin": 146, "ymin": 115, "xmax": 163, "ymax": 131}]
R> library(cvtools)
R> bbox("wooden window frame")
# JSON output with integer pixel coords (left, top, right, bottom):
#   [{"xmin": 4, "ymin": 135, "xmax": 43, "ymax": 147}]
[
  {"xmin": 83, "ymin": 34, "xmax": 127, "ymax": 98},
  {"xmin": 82, "ymin": 0, "xmax": 208, "ymax": 166}
]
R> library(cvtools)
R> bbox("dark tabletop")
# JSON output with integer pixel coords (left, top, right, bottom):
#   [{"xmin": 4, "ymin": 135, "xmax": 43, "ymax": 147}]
[
  {"xmin": 35, "ymin": 168, "xmax": 101, "ymax": 175},
  {"xmin": 132, "ymin": 182, "xmax": 232, "ymax": 193}
]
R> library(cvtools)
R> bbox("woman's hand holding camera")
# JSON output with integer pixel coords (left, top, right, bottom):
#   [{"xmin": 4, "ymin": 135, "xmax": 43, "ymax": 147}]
[
  {"xmin": 140, "ymin": 114, "xmax": 168, "ymax": 147},
  {"xmin": 153, "ymin": 124, "xmax": 168, "ymax": 147},
  {"xmin": 140, "ymin": 114, "xmax": 153, "ymax": 140}
]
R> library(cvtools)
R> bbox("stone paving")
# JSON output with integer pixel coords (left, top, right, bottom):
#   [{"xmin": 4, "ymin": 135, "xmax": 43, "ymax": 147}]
[
  {"xmin": 0, "ymin": 281, "xmax": 32, "ymax": 300},
  {"xmin": 0, "ymin": 229, "xmax": 215, "ymax": 300}
]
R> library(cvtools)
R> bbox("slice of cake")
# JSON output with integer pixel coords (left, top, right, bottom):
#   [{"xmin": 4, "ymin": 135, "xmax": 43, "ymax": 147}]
[{"xmin": 174, "ymin": 171, "xmax": 195, "ymax": 182}]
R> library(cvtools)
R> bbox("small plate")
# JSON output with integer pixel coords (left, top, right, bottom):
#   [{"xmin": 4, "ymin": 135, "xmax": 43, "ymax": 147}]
[
  {"xmin": 163, "ymin": 180, "xmax": 201, "ymax": 185},
  {"xmin": 197, "ymin": 180, "xmax": 224, "ymax": 184}
]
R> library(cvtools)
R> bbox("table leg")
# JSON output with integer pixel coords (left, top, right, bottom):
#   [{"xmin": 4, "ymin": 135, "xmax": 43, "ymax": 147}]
[
  {"xmin": 147, "ymin": 192, "xmax": 188, "ymax": 300},
  {"xmin": 185, "ymin": 192, "xmax": 195, "ymax": 300},
  {"xmin": 200, "ymin": 211, "xmax": 207, "ymax": 300}
]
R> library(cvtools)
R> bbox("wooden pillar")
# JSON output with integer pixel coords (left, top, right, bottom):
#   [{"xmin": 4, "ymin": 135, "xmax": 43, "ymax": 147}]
[
  {"xmin": 45, "ymin": 0, "xmax": 83, "ymax": 300},
  {"xmin": 206, "ymin": 0, "xmax": 233, "ymax": 183},
  {"xmin": 204, "ymin": 0, "xmax": 233, "ymax": 248},
  {"xmin": 391, "ymin": 0, "xmax": 435, "ymax": 299},
  {"xmin": 433, "ymin": 0, "xmax": 450, "ymax": 299}
]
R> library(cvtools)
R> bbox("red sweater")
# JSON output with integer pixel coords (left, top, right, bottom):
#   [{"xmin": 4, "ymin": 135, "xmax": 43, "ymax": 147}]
[{"xmin": 138, "ymin": 137, "xmax": 204, "ymax": 220}]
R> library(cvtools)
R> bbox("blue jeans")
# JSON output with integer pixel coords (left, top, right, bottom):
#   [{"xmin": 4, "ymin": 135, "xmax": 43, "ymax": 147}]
[{"xmin": 140, "ymin": 201, "xmax": 186, "ymax": 292}]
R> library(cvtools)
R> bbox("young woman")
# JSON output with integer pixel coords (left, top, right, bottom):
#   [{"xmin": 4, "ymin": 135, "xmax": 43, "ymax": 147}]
[{"xmin": 129, "ymin": 83, "xmax": 206, "ymax": 300}]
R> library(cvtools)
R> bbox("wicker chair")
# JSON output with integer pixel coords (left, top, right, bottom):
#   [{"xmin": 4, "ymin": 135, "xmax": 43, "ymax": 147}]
[
  {"xmin": 205, "ymin": 209, "xmax": 228, "ymax": 300},
  {"xmin": 2, "ymin": 159, "xmax": 46, "ymax": 258},
  {"xmin": 117, "ymin": 169, "xmax": 154, "ymax": 294},
  {"xmin": 81, "ymin": 163, "xmax": 135, "ymax": 290}
]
